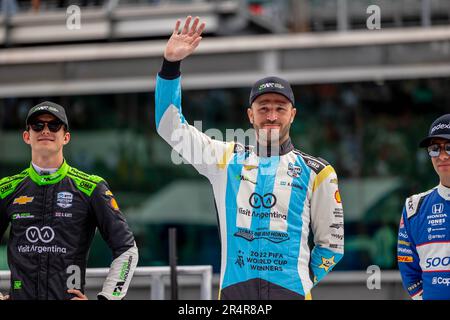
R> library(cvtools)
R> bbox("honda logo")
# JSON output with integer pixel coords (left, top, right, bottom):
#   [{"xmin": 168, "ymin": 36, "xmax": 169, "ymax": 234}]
[{"xmin": 432, "ymin": 204, "xmax": 444, "ymax": 214}]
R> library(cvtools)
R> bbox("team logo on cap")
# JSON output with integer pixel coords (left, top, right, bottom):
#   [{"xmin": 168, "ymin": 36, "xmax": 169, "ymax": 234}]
[
  {"xmin": 258, "ymin": 82, "xmax": 285, "ymax": 91},
  {"xmin": 431, "ymin": 121, "xmax": 450, "ymax": 134},
  {"xmin": 33, "ymin": 106, "xmax": 59, "ymax": 113}
]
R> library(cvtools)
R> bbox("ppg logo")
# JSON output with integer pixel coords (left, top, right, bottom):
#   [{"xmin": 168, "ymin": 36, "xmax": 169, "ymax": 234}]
[
  {"xmin": 432, "ymin": 204, "xmax": 444, "ymax": 214},
  {"xmin": 26, "ymin": 226, "xmax": 55, "ymax": 243}
]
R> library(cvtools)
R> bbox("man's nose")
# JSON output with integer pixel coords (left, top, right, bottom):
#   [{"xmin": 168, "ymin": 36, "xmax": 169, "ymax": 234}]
[
  {"xmin": 438, "ymin": 147, "xmax": 449, "ymax": 160},
  {"xmin": 41, "ymin": 124, "xmax": 51, "ymax": 134},
  {"xmin": 266, "ymin": 111, "xmax": 278, "ymax": 121}
]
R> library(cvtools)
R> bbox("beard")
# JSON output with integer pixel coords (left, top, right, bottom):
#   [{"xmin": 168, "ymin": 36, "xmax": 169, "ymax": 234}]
[
  {"xmin": 258, "ymin": 128, "xmax": 280, "ymax": 147},
  {"xmin": 254, "ymin": 123, "xmax": 290, "ymax": 156},
  {"xmin": 255, "ymin": 124, "xmax": 290, "ymax": 144}
]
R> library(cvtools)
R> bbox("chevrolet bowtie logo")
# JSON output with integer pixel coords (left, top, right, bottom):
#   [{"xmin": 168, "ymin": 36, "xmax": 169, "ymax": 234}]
[{"xmin": 13, "ymin": 196, "xmax": 34, "ymax": 205}]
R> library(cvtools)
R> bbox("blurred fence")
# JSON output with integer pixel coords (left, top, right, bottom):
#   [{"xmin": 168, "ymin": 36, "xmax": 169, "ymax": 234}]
[
  {"xmin": 0, "ymin": 265, "xmax": 213, "ymax": 300},
  {"xmin": 0, "ymin": 267, "xmax": 409, "ymax": 300}
]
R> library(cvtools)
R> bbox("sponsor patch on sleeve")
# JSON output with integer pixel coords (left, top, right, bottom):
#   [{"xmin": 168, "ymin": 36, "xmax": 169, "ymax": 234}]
[
  {"xmin": 398, "ymin": 256, "xmax": 414, "ymax": 263},
  {"xmin": 334, "ymin": 190, "xmax": 342, "ymax": 204},
  {"xmin": 319, "ymin": 256, "xmax": 336, "ymax": 272},
  {"xmin": 110, "ymin": 198, "xmax": 120, "ymax": 211},
  {"xmin": 105, "ymin": 190, "xmax": 113, "ymax": 197}
]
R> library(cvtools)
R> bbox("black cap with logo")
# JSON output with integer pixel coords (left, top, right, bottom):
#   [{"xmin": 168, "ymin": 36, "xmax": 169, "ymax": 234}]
[
  {"xmin": 249, "ymin": 76, "xmax": 295, "ymax": 107},
  {"xmin": 25, "ymin": 101, "xmax": 69, "ymax": 130},
  {"xmin": 419, "ymin": 114, "xmax": 450, "ymax": 147}
]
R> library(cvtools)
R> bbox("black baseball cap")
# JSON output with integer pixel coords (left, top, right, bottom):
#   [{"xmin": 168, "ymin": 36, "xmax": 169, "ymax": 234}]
[
  {"xmin": 26, "ymin": 101, "xmax": 69, "ymax": 130},
  {"xmin": 419, "ymin": 114, "xmax": 450, "ymax": 147},
  {"xmin": 249, "ymin": 76, "xmax": 295, "ymax": 107}
]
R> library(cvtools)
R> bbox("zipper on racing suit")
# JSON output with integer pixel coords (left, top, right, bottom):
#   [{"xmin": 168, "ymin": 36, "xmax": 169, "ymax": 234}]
[
  {"xmin": 258, "ymin": 159, "xmax": 271, "ymax": 300},
  {"xmin": 38, "ymin": 184, "xmax": 49, "ymax": 300}
]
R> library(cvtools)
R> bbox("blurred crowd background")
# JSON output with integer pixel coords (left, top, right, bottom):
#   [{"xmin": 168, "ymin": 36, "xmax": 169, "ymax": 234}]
[{"xmin": 0, "ymin": 0, "xmax": 449, "ymax": 276}]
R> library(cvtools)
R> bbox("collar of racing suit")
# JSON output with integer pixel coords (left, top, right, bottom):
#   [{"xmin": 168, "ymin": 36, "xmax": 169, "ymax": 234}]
[
  {"xmin": 28, "ymin": 160, "xmax": 70, "ymax": 186},
  {"xmin": 32, "ymin": 162, "xmax": 59, "ymax": 175},
  {"xmin": 256, "ymin": 137, "xmax": 294, "ymax": 157},
  {"xmin": 437, "ymin": 183, "xmax": 450, "ymax": 200}
]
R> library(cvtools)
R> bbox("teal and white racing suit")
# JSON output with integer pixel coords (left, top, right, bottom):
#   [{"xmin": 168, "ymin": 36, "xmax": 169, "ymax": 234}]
[{"xmin": 154, "ymin": 59, "xmax": 344, "ymax": 300}]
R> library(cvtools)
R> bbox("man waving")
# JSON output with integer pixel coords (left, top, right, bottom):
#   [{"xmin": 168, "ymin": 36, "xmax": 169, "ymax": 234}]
[{"xmin": 155, "ymin": 16, "xmax": 344, "ymax": 300}]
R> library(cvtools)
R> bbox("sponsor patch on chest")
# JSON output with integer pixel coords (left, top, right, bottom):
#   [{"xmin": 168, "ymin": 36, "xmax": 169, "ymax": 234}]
[
  {"xmin": 56, "ymin": 192, "xmax": 73, "ymax": 209},
  {"xmin": 287, "ymin": 162, "xmax": 302, "ymax": 178}
]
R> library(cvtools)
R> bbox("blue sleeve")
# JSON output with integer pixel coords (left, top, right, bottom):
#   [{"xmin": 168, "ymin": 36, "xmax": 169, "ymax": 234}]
[
  {"xmin": 310, "ymin": 247, "xmax": 344, "ymax": 286},
  {"xmin": 155, "ymin": 75, "xmax": 185, "ymax": 129},
  {"xmin": 155, "ymin": 58, "xmax": 185, "ymax": 129},
  {"xmin": 397, "ymin": 207, "xmax": 423, "ymax": 299},
  {"xmin": 153, "ymin": 59, "xmax": 232, "ymax": 178}
]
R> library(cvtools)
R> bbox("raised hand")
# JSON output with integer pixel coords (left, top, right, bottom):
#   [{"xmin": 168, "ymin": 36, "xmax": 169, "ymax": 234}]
[{"xmin": 164, "ymin": 16, "xmax": 206, "ymax": 62}]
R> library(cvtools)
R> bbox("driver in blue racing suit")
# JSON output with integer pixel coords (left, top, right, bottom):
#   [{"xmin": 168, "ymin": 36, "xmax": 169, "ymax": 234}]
[
  {"xmin": 154, "ymin": 16, "xmax": 344, "ymax": 300},
  {"xmin": 398, "ymin": 114, "xmax": 450, "ymax": 300}
]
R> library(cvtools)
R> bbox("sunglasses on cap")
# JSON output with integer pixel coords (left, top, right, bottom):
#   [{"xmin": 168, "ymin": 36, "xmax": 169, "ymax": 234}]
[
  {"xmin": 427, "ymin": 142, "xmax": 450, "ymax": 157},
  {"xmin": 29, "ymin": 121, "xmax": 64, "ymax": 133}
]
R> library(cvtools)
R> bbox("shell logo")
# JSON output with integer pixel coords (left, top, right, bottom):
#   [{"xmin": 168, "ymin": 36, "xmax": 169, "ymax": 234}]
[
  {"xmin": 334, "ymin": 190, "xmax": 342, "ymax": 204},
  {"xmin": 111, "ymin": 198, "xmax": 120, "ymax": 211}
]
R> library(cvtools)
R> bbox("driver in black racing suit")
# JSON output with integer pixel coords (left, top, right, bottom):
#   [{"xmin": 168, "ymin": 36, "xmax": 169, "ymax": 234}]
[{"xmin": 0, "ymin": 102, "xmax": 138, "ymax": 300}]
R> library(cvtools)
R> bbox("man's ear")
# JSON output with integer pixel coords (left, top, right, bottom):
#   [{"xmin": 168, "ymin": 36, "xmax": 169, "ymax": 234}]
[
  {"xmin": 23, "ymin": 130, "xmax": 31, "ymax": 145},
  {"xmin": 247, "ymin": 107, "xmax": 254, "ymax": 124},
  {"xmin": 63, "ymin": 132, "xmax": 71, "ymax": 145},
  {"xmin": 290, "ymin": 107, "xmax": 297, "ymax": 123}
]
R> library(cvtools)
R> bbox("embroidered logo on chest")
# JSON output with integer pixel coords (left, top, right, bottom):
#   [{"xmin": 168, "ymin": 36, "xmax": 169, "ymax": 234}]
[
  {"xmin": 287, "ymin": 162, "xmax": 302, "ymax": 178},
  {"xmin": 56, "ymin": 192, "xmax": 73, "ymax": 209}
]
